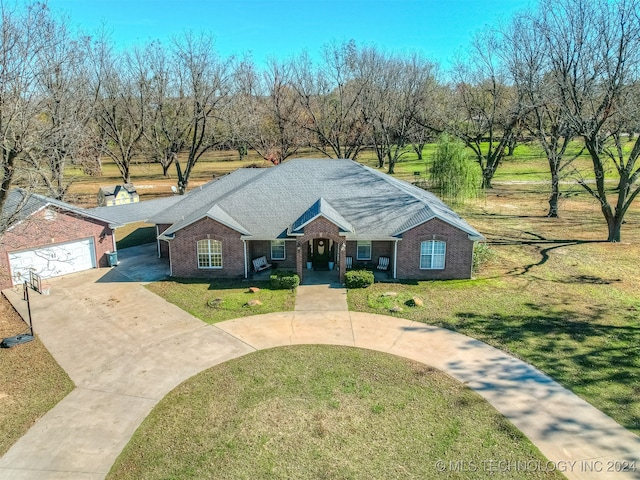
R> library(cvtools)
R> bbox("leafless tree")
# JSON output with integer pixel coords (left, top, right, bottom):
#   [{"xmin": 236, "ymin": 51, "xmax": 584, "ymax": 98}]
[
  {"xmin": 0, "ymin": 2, "xmax": 53, "ymax": 228},
  {"xmin": 536, "ymin": 0, "xmax": 640, "ymax": 241},
  {"xmin": 142, "ymin": 40, "xmax": 189, "ymax": 177},
  {"xmin": 233, "ymin": 57, "xmax": 305, "ymax": 165},
  {"xmin": 291, "ymin": 40, "xmax": 371, "ymax": 160},
  {"xmin": 448, "ymin": 31, "xmax": 527, "ymax": 188},
  {"xmin": 361, "ymin": 50, "xmax": 438, "ymax": 173},
  {"xmin": 501, "ymin": 12, "xmax": 581, "ymax": 217},
  {"xmin": 23, "ymin": 14, "xmax": 95, "ymax": 199},
  {"xmin": 91, "ymin": 40, "xmax": 148, "ymax": 184},
  {"xmin": 172, "ymin": 32, "xmax": 233, "ymax": 194}
]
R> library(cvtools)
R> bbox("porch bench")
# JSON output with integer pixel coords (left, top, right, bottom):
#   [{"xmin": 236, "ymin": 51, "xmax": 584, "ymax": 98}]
[{"xmin": 252, "ymin": 255, "xmax": 272, "ymax": 273}]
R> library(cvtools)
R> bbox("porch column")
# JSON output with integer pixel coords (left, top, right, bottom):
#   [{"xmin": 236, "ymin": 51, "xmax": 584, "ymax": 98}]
[
  {"xmin": 339, "ymin": 240, "xmax": 346, "ymax": 284},
  {"xmin": 296, "ymin": 242, "xmax": 303, "ymax": 281}
]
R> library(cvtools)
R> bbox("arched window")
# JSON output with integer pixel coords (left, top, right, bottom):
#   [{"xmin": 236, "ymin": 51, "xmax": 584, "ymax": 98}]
[
  {"xmin": 420, "ymin": 240, "xmax": 446, "ymax": 269},
  {"xmin": 197, "ymin": 239, "xmax": 222, "ymax": 269}
]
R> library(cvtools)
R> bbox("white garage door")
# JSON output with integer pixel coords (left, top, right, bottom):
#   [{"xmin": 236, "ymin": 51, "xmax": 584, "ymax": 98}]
[{"xmin": 9, "ymin": 238, "xmax": 96, "ymax": 286}]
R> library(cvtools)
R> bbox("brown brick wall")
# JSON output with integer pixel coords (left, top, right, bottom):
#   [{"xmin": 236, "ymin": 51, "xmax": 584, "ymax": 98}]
[
  {"xmin": 345, "ymin": 240, "xmax": 394, "ymax": 270},
  {"xmin": 396, "ymin": 218, "xmax": 474, "ymax": 280},
  {"xmin": 168, "ymin": 217, "xmax": 245, "ymax": 279},
  {"xmin": 248, "ymin": 240, "xmax": 297, "ymax": 270},
  {"xmin": 157, "ymin": 224, "xmax": 171, "ymax": 258},
  {"xmin": 298, "ymin": 217, "xmax": 346, "ymax": 282},
  {"xmin": 0, "ymin": 208, "xmax": 114, "ymax": 289}
]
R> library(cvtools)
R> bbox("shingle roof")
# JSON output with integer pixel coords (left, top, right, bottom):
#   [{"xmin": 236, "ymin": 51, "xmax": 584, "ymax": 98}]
[
  {"xmin": 83, "ymin": 195, "xmax": 184, "ymax": 226},
  {"xmin": 1, "ymin": 189, "xmax": 116, "ymax": 231},
  {"xmin": 289, "ymin": 197, "xmax": 354, "ymax": 235},
  {"xmin": 152, "ymin": 159, "xmax": 483, "ymax": 241}
]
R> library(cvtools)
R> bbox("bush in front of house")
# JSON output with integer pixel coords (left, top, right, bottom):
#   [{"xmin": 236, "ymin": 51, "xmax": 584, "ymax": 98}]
[
  {"xmin": 345, "ymin": 270, "xmax": 374, "ymax": 288},
  {"xmin": 270, "ymin": 271, "xmax": 300, "ymax": 290},
  {"xmin": 472, "ymin": 241, "xmax": 495, "ymax": 275}
]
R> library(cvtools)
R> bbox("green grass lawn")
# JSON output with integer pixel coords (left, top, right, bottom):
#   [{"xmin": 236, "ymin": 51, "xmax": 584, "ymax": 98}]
[
  {"xmin": 349, "ymin": 183, "xmax": 640, "ymax": 435},
  {"xmin": 107, "ymin": 345, "xmax": 564, "ymax": 480},
  {"xmin": 145, "ymin": 278, "xmax": 296, "ymax": 324}
]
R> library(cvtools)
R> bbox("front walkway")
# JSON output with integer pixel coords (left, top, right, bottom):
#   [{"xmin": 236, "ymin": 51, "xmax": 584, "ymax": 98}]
[{"xmin": 1, "ymin": 266, "xmax": 639, "ymax": 480}]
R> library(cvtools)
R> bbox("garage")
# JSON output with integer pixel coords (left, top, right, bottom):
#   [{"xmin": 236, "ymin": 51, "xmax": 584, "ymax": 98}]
[{"xmin": 9, "ymin": 238, "xmax": 97, "ymax": 286}]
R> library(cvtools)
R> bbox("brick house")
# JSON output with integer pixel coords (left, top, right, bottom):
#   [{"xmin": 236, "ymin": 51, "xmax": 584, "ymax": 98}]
[
  {"xmin": 150, "ymin": 159, "xmax": 484, "ymax": 283},
  {"xmin": 0, "ymin": 189, "xmax": 116, "ymax": 289}
]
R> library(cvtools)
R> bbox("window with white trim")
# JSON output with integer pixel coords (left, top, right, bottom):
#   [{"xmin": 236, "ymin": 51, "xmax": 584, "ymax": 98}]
[
  {"xmin": 271, "ymin": 240, "xmax": 286, "ymax": 260},
  {"xmin": 420, "ymin": 240, "xmax": 446, "ymax": 269},
  {"xmin": 356, "ymin": 241, "xmax": 371, "ymax": 260},
  {"xmin": 197, "ymin": 239, "xmax": 222, "ymax": 268}
]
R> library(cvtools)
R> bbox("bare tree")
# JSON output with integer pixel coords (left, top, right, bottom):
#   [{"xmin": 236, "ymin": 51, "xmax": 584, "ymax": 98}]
[
  {"xmin": 361, "ymin": 50, "xmax": 438, "ymax": 174},
  {"xmin": 142, "ymin": 40, "xmax": 188, "ymax": 177},
  {"xmin": 233, "ymin": 57, "xmax": 305, "ymax": 165},
  {"xmin": 448, "ymin": 31, "xmax": 527, "ymax": 189},
  {"xmin": 172, "ymin": 32, "xmax": 233, "ymax": 194},
  {"xmin": 537, "ymin": 0, "xmax": 640, "ymax": 241},
  {"xmin": 502, "ymin": 12, "xmax": 581, "ymax": 217},
  {"xmin": 91, "ymin": 40, "xmax": 148, "ymax": 184},
  {"xmin": 24, "ymin": 15, "xmax": 95, "ymax": 199},
  {"xmin": 291, "ymin": 40, "xmax": 370, "ymax": 160},
  {"xmin": 0, "ymin": 2, "xmax": 54, "ymax": 230}
]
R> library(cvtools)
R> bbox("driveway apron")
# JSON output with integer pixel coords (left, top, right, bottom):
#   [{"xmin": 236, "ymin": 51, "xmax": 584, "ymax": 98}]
[{"xmin": 2, "ymin": 266, "xmax": 640, "ymax": 480}]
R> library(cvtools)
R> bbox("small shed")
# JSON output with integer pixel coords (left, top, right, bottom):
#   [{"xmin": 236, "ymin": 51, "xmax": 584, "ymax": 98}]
[{"xmin": 97, "ymin": 184, "xmax": 139, "ymax": 207}]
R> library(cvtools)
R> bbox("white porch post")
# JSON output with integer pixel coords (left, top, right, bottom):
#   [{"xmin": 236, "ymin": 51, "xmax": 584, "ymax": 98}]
[{"xmin": 243, "ymin": 240, "xmax": 248, "ymax": 279}]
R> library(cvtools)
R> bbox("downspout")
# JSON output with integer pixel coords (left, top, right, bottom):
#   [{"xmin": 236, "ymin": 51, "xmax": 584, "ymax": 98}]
[
  {"xmin": 393, "ymin": 239, "xmax": 398, "ymax": 279},
  {"xmin": 156, "ymin": 225, "xmax": 160, "ymax": 258},
  {"xmin": 112, "ymin": 230, "xmax": 117, "ymax": 253},
  {"xmin": 243, "ymin": 239, "xmax": 248, "ymax": 279}
]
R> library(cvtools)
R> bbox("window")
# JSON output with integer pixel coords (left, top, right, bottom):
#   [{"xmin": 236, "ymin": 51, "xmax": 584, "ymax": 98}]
[
  {"xmin": 197, "ymin": 239, "xmax": 222, "ymax": 268},
  {"xmin": 356, "ymin": 241, "xmax": 371, "ymax": 261},
  {"xmin": 271, "ymin": 240, "xmax": 286, "ymax": 260},
  {"xmin": 420, "ymin": 240, "xmax": 446, "ymax": 269}
]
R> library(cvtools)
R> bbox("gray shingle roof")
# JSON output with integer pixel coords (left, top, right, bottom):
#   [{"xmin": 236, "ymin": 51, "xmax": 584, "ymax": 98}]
[
  {"xmin": 1, "ymin": 189, "xmax": 116, "ymax": 231},
  {"xmin": 83, "ymin": 195, "xmax": 184, "ymax": 226},
  {"xmin": 290, "ymin": 197, "xmax": 354, "ymax": 235},
  {"xmin": 152, "ymin": 159, "xmax": 483, "ymax": 242}
]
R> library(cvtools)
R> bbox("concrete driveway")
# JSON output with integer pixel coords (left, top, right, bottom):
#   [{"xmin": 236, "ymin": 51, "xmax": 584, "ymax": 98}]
[{"xmin": 1, "ymin": 258, "xmax": 640, "ymax": 480}]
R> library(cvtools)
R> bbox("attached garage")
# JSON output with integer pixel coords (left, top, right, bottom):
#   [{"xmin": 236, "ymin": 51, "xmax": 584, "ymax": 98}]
[
  {"xmin": 1, "ymin": 189, "xmax": 117, "ymax": 290},
  {"xmin": 9, "ymin": 238, "xmax": 97, "ymax": 286}
]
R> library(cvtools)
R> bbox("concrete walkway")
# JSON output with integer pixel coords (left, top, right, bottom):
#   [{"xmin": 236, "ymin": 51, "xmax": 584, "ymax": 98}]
[{"xmin": 1, "ymin": 265, "xmax": 640, "ymax": 480}]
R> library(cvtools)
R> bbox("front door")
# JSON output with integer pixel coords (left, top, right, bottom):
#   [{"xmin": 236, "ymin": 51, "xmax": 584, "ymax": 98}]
[{"xmin": 313, "ymin": 238, "xmax": 330, "ymax": 268}]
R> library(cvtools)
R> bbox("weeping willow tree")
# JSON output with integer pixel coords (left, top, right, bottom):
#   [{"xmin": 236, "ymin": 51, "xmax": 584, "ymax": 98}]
[{"xmin": 430, "ymin": 134, "xmax": 481, "ymax": 205}]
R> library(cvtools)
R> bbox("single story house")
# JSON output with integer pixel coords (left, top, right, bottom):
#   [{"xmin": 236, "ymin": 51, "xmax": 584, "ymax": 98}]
[
  {"xmin": 0, "ymin": 189, "xmax": 118, "ymax": 289},
  {"xmin": 150, "ymin": 158, "xmax": 484, "ymax": 283},
  {"xmin": 97, "ymin": 183, "xmax": 139, "ymax": 207}
]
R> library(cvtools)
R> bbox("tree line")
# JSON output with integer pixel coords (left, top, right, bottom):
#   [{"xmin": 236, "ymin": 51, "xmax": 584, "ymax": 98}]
[{"xmin": 1, "ymin": 0, "xmax": 639, "ymax": 241}]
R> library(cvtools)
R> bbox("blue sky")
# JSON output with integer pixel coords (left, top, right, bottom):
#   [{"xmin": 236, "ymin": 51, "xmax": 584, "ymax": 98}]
[{"xmin": 45, "ymin": 0, "xmax": 532, "ymax": 69}]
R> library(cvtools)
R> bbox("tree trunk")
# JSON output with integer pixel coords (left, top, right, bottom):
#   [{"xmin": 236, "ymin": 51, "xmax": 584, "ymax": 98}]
[
  {"xmin": 547, "ymin": 170, "xmax": 560, "ymax": 217},
  {"xmin": 607, "ymin": 214, "xmax": 622, "ymax": 242},
  {"xmin": 387, "ymin": 160, "xmax": 395, "ymax": 174},
  {"xmin": 0, "ymin": 150, "xmax": 18, "ymax": 218},
  {"xmin": 481, "ymin": 170, "xmax": 493, "ymax": 189}
]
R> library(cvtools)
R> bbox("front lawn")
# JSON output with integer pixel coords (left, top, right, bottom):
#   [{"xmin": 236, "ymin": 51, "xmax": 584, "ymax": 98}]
[
  {"xmin": 0, "ymin": 295, "xmax": 74, "ymax": 456},
  {"xmin": 145, "ymin": 278, "xmax": 296, "ymax": 324},
  {"xmin": 349, "ymin": 184, "xmax": 640, "ymax": 435},
  {"xmin": 107, "ymin": 345, "xmax": 564, "ymax": 480}
]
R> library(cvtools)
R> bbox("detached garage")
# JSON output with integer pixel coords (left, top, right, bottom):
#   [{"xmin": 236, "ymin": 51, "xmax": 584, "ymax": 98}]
[{"xmin": 0, "ymin": 189, "xmax": 117, "ymax": 289}]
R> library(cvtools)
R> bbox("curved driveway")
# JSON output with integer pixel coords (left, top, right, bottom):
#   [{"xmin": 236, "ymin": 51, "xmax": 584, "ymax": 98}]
[{"xmin": 1, "ymin": 255, "xmax": 639, "ymax": 480}]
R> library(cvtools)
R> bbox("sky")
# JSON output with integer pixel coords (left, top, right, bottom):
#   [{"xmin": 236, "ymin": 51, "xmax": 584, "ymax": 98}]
[{"xmin": 44, "ymin": 0, "xmax": 533, "ymax": 69}]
